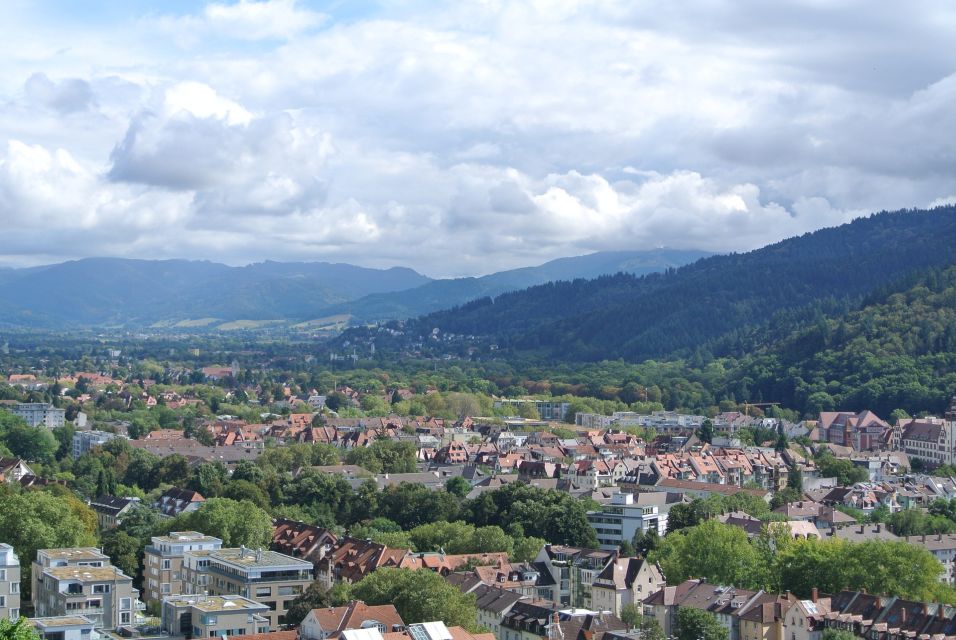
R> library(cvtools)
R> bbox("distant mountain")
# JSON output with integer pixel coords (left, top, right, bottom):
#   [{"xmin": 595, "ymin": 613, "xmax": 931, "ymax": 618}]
[
  {"xmin": 343, "ymin": 207, "xmax": 956, "ymax": 362},
  {"xmin": 0, "ymin": 258, "xmax": 431, "ymax": 328},
  {"xmin": 338, "ymin": 249, "xmax": 712, "ymax": 322}
]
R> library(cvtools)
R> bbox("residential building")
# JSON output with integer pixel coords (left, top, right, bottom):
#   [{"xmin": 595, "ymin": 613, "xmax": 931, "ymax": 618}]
[
  {"xmin": 155, "ymin": 487, "xmax": 205, "ymax": 518},
  {"xmin": 586, "ymin": 493, "xmax": 666, "ymax": 550},
  {"xmin": 300, "ymin": 600, "xmax": 405, "ymax": 640},
  {"xmin": 0, "ymin": 544, "xmax": 20, "ymax": 621},
  {"xmin": 11, "ymin": 403, "xmax": 65, "ymax": 429},
  {"xmin": 160, "ymin": 594, "xmax": 270, "ymax": 639},
  {"xmin": 29, "ymin": 616, "xmax": 96, "ymax": 640},
  {"xmin": 0, "ymin": 458, "xmax": 34, "ymax": 484},
  {"xmin": 904, "ymin": 533, "xmax": 956, "ymax": 585},
  {"xmin": 499, "ymin": 600, "xmax": 561, "ymax": 640},
  {"xmin": 88, "ymin": 496, "xmax": 140, "ymax": 530},
  {"xmin": 183, "ymin": 547, "xmax": 312, "ymax": 629},
  {"xmin": 143, "ymin": 532, "xmax": 223, "ymax": 604},
  {"xmin": 32, "ymin": 549, "xmax": 141, "ymax": 630},
  {"xmin": 493, "ymin": 399, "xmax": 570, "ymax": 422},
  {"xmin": 782, "ymin": 595, "xmax": 829, "ymax": 640},
  {"xmin": 460, "ymin": 582, "xmax": 527, "ymax": 639},
  {"xmin": 900, "ymin": 417, "xmax": 956, "ymax": 467},
  {"xmin": 590, "ymin": 557, "xmax": 664, "ymax": 617},
  {"xmin": 271, "ymin": 520, "xmax": 338, "ymax": 572},
  {"xmin": 644, "ymin": 580, "xmax": 760, "ymax": 640},
  {"xmin": 534, "ymin": 545, "xmax": 616, "ymax": 609},
  {"xmin": 819, "ymin": 410, "xmax": 889, "ymax": 451},
  {"xmin": 736, "ymin": 592, "xmax": 797, "ymax": 640},
  {"xmin": 72, "ymin": 430, "xmax": 120, "ymax": 460}
]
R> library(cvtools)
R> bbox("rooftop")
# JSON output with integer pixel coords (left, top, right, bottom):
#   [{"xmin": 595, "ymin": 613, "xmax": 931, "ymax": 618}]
[
  {"xmin": 45, "ymin": 566, "xmax": 131, "ymax": 581},
  {"xmin": 164, "ymin": 594, "xmax": 268, "ymax": 613},
  {"xmin": 153, "ymin": 531, "xmax": 222, "ymax": 544},
  {"xmin": 212, "ymin": 547, "xmax": 312, "ymax": 569},
  {"xmin": 39, "ymin": 548, "xmax": 108, "ymax": 561},
  {"xmin": 30, "ymin": 617, "xmax": 96, "ymax": 629}
]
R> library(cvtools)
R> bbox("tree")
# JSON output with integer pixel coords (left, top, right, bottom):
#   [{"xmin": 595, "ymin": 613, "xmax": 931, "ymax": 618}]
[
  {"xmin": 325, "ymin": 392, "xmax": 348, "ymax": 412},
  {"xmin": 512, "ymin": 536, "xmax": 546, "ymax": 562},
  {"xmin": 102, "ymin": 529, "xmax": 141, "ymax": 579},
  {"xmin": 0, "ymin": 617, "xmax": 41, "ymax": 640},
  {"xmin": 349, "ymin": 568, "xmax": 479, "ymax": 631},
  {"xmin": 650, "ymin": 520, "xmax": 765, "ymax": 589},
  {"xmin": 285, "ymin": 581, "xmax": 333, "ymax": 625},
  {"xmin": 619, "ymin": 540, "xmax": 637, "ymax": 558},
  {"xmin": 0, "ymin": 490, "xmax": 99, "ymax": 600},
  {"xmin": 179, "ymin": 498, "xmax": 272, "ymax": 547},
  {"xmin": 676, "ymin": 607, "xmax": 728, "ymax": 640},
  {"xmin": 620, "ymin": 602, "xmax": 642, "ymax": 630},
  {"xmin": 823, "ymin": 630, "xmax": 859, "ymax": 640},
  {"xmin": 445, "ymin": 476, "xmax": 471, "ymax": 498},
  {"xmin": 4, "ymin": 423, "xmax": 58, "ymax": 463},
  {"xmin": 697, "ymin": 419, "xmax": 714, "ymax": 444}
]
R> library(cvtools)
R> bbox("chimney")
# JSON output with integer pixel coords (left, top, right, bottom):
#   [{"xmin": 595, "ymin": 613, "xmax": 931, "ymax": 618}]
[
  {"xmin": 256, "ymin": 548, "xmax": 262, "ymax": 562},
  {"xmin": 876, "ymin": 524, "xmax": 882, "ymax": 532},
  {"xmin": 811, "ymin": 588, "xmax": 818, "ymax": 603},
  {"xmin": 923, "ymin": 534, "xmax": 928, "ymax": 542},
  {"xmin": 240, "ymin": 545, "xmax": 246, "ymax": 558},
  {"xmin": 939, "ymin": 605, "xmax": 946, "ymax": 621},
  {"xmin": 901, "ymin": 608, "xmax": 906, "ymax": 624},
  {"xmin": 924, "ymin": 604, "xmax": 930, "ymax": 615},
  {"xmin": 859, "ymin": 525, "xmax": 865, "ymax": 534}
]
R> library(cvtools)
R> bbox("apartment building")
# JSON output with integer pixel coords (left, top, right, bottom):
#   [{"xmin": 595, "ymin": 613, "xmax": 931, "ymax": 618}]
[
  {"xmin": 534, "ymin": 545, "xmax": 616, "ymax": 609},
  {"xmin": 590, "ymin": 556, "xmax": 664, "ymax": 617},
  {"xmin": 183, "ymin": 547, "xmax": 312, "ymax": 629},
  {"xmin": 32, "ymin": 548, "xmax": 141, "ymax": 630},
  {"xmin": 586, "ymin": 492, "xmax": 667, "ymax": 550},
  {"xmin": 160, "ymin": 594, "xmax": 270, "ymax": 639},
  {"xmin": 143, "ymin": 532, "xmax": 223, "ymax": 604},
  {"xmin": 72, "ymin": 430, "xmax": 120, "ymax": 460},
  {"xmin": 29, "ymin": 616, "xmax": 97, "ymax": 640},
  {"xmin": 0, "ymin": 543, "xmax": 20, "ymax": 621},
  {"xmin": 11, "ymin": 403, "xmax": 65, "ymax": 429}
]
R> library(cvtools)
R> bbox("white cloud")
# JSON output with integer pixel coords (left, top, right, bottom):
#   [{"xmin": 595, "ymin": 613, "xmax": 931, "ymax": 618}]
[{"xmin": 0, "ymin": 0, "xmax": 954, "ymax": 275}]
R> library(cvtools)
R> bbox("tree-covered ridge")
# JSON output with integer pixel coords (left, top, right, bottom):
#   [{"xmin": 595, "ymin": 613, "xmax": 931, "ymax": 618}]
[
  {"xmin": 728, "ymin": 265, "xmax": 956, "ymax": 416},
  {"xmin": 352, "ymin": 207, "xmax": 956, "ymax": 363}
]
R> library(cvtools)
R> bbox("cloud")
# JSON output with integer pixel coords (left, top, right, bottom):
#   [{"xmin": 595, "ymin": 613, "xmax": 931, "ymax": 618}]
[{"xmin": 0, "ymin": 1, "xmax": 955, "ymax": 275}]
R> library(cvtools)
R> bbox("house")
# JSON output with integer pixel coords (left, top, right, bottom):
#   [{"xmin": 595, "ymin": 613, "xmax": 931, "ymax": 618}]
[
  {"xmin": 271, "ymin": 519, "xmax": 338, "ymax": 570},
  {"xmin": 782, "ymin": 593, "xmax": 830, "ymax": 640},
  {"xmin": 819, "ymin": 411, "xmax": 889, "ymax": 451},
  {"xmin": 586, "ymin": 492, "xmax": 668, "ymax": 550},
  {"xmin": 534, "ymin": 545, "xmax": 616, "ymax": 609},
  {"xmin": 644, "ymin": 579, "xmax": 760, "ymax": 640},
  {"xmin": 300, "ymin": 600, "xmax": 405, "ymax": 640},
  {"xmin": 89, "ymin": 496, "xmax": 140, "ymax": 530},
  {"xmin": 10, "ymin": 403, "xmax": 65, "ymax": 429},
  {"xmin": 0, "ymin": 457, "xmax": 34, "ymax": 484},
  {"xmin": 590, "ymin": 556, "xmax": 665, "ymax": 617},
  {"xmin": 154, "ymin": 487, "xmax": 205, "ymax": 518}
]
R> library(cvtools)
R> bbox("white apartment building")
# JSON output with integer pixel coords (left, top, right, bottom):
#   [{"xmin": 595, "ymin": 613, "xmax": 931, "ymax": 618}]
[
  {"xmin": 72, "ymin": 430, "xmax": 121, "ymax": 460},
  {"xmin": 0, "ymin": 543, "xmax": 20, "ymax": 621},
  {"xmin": 587, "ymin": 492, "xmax": 667, "ymax": 550},
  {"xmin": 12, "ymin": 403, "xmax": 65, "ymax": 429}
]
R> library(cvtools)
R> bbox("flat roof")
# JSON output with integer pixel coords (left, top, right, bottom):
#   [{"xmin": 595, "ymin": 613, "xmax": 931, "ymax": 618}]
[
  {"xmin": 152, "ymin": 531, "xmax": 222, "ymax": 544},
  {"xmin": 211, "ymin": 548, "xmax": 311, "ymax": 570},
  {"xmin": 164, "ymin": 595, "xmax": 268, "ymax": 613},
  {"xmin": 39, "ymin": 548, "xmax": 108, "ymax": 561},
  {"xmin": 30, "ymin": 617, "xmax": 96, "ymax": 629},
  {"xmin": 45, "ymin": 566, "xmax": 131, "ymax": 582}
]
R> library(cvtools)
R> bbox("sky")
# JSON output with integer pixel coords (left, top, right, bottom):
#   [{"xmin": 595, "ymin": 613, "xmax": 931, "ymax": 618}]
[{"xmin": 1, "ymin": 1, "xmax": 955, "ymax": 278}]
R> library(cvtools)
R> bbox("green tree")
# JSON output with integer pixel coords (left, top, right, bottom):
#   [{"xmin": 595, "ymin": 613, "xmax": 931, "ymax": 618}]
[
  {"xmin": 0, "ymin": 617, "xmax": 41, "ymax": 640},
  {"xmin": 822, "ymin": 631, "xmax": 859, "ymax": 640},
  {"xmin": 620, "ymin": 603, "xmax": 642, "ymax": 630},
  {"xmin": 285, "ymin": 581, "xmax": 333, "ymax": 625},
  {"xmin": 676, "ymin": 608, "xmax": 728, "ymax": 640},
  {"xmin": 0, "ymin": 490, "xmax": 99, "ymax": 600},
  {"xmin": 102, "ymin": 529, "xmax": 141, "ymax": 579},
  {"xmin": 179, "ymin": 498, "xmax": 272, "ymax": 547},
  {"xmin": 512, "ymin": 536, "xmax": 546, "ymax": 562},
  {"xmin": 651, "ymin": 520, "xmax": 765, "ymax": 589},
  {"xmin": 697, "ymin": 419, "xmax": 714, "ymax": 444},
  {"xmin": 4, "ymin": 423, "xmax": 58, "ymax": 463},
  {"xmin": 349, "ymin": 568, "xmax": 479, "ymax": 631},
  {"xmin": 445, "ymin": 476, "xmax": 471, "ymax": 498}
]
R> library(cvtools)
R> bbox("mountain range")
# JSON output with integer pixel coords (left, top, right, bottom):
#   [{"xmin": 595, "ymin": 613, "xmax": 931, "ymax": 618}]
[
  {"xmin": 341, "ymin": 206, "xmax": 956, "ymax": 363},
  {"xmin": 0, "ymin": 249, "xmax": 707, "ymax": 329}
]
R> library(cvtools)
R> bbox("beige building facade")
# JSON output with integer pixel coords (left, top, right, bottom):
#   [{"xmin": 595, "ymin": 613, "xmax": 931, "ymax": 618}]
[{"xmin": 143, "ymin": 531, "xmax": 222, "ymax": 604}]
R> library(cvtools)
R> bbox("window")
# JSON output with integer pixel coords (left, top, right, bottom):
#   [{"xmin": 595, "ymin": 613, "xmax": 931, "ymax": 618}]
[
  {"xmin": 256, "ymin": 587, "xmax": 272, "ymax": 598},
  {"xmin": 121, "ymin": 612, "xmax": 131, "ymax": 624},
  {"xmin": 93, "ymin": 584, "xmax": 111, "ymax": 594},
  {"xmin": 203, "ymin": 616, "xmax": 218, "ymax": 626},
  {"xmin": 121, "ymin": 598, "xmax": 132, "ymax": 610},
  {"xmin": 0, "ymin": 596, "xmax": 5, "ymax": 607},
  {"xmin": 0, "ymin": 569, "xmax": 5, "ymax": 580},
  {"xmin": 11, "ymin": 583, "xmax": 18, "ymax": 594},
  {"xmin": 161, "ymin": 583, "xmax": 171, "ymax": 594},
  {"xmin": 162, "ymin": 560, "xmax": 171, "ymax": 570}
]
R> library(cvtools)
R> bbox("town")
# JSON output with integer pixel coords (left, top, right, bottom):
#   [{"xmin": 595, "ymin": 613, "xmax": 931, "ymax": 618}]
[{"xmin": 3, "ymin": 350, "xmax": 956, "ymax": 640}]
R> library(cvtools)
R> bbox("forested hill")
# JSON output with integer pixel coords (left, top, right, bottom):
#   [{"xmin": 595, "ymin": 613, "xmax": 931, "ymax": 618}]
[
  {"xmin": 723, "ymin": 265, "xmax": 956, "ymax": 417},
  {"xmin": 346, "ymin": 207, "xmax": 956, "ymax": 362}
]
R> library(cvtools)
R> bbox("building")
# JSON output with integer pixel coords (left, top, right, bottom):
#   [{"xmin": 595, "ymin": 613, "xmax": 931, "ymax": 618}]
[
  {"xmin": 11, "ymin": 403, "xmax": 65, "ymax": 429},
  {"xmin": 587, "ymin": 493, "xmax": 667, "ymax": 550},
  {"xmin": 73, "ymin": 430, "xmax": 121, "ymax": 460},
  {"xmin": 143, "ymin": 532, "xmax": 223, "ymax": 604},
  {"xmin": 161, "ymin": 594, "xmax": 270, "ymax": 639},
  {"xmin": 493, "ymin": 400, "xmax": 570, "ymax": 422},
  {"xmin": 534, "ymin": 545, "xmax": 616, "ymax": 609},
  {"xmin": 819, "ymin": 410, "xmax": 889, "ymax": 451},
  {"xmin": 590, "ymin": 557, "xmax": 664, "ymax": 617},
  {"xmin": 89, "ymin": 496, "xmax": 140, "ymax": 530},
  {"xmin": 904, "ymin": 533, "xmax": 956, "ymax": 585},
  {"xmin": 300, "ymin": 600, "xmax": 405, "ymax": 640},
  {"xmin": 155, "ymin": 487, "xmax": 205, "ymax": 518},
  {"xmin": 0, "ymin": 458, "xmax": 34, "ymax": 485},
  {"xmin": 29, "ymin": 616, "xmax": 97, "ymax": 640},
  {"xmin": 183, "ymin": 547, "xmax": 312, "ymax": 629},
  {"xmin": 32, "ymin": 548, "xmax": 141, "ymax": 630},
  {"xmin": 900, "ymin": 417, "xmax": 956, "ymax": 467},
  {"xmin": 0, "ymin": 543, "xmax": 20, "ymax": 621}
]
